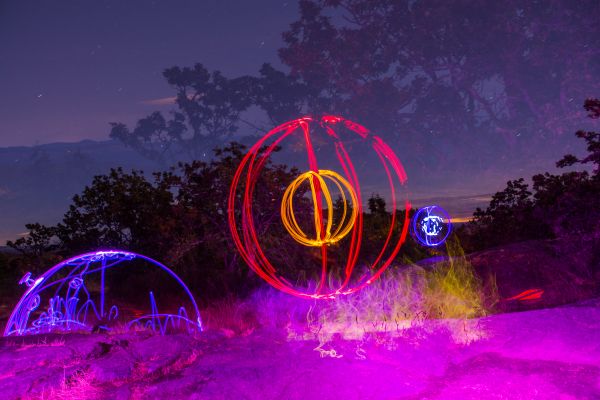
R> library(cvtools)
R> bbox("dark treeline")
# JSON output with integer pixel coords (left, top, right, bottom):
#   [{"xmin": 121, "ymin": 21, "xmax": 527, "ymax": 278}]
[
  {"xmin": 4, "ymin": 99, "xmax": 599, "ymax": 302},
  {"xmin": 3, "ymin": 142, "xmax": 429, "ymax": 301},
  {"xmin": 460, "ymin": 99, "xmax": 600, "ymax": 255}
]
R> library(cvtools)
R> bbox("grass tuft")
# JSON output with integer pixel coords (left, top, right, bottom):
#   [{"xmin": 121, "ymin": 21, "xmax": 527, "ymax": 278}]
[
  {"xmin": 36, "ymin": 369, "xmax": 103, "ymax": 400},
  {"xmin": 198, "ymin": 236, "xmax": 497, "ymax": 353}
]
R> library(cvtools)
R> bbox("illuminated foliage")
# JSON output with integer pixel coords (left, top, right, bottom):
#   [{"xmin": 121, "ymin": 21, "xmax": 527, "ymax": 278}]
[
  {"xmin": 421, "ymin": 237, "xmax": 493, "ymax": 319},
  {"xmin": 278, "ymin": 236, "xmax": 496, "ymax": 346}
]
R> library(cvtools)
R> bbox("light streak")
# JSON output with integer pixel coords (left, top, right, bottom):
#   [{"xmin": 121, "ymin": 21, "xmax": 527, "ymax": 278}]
[
  {"xmin": 228, "ymin": 115, "xmax": 410, "ymax": 299},
  {"xmin": 3, "ymin": 250, "xmax": 202, "ymax": 336},
  {"xmin": 504, "ymin": 288, "xmax": 544, "ymax": 301},
  {"xmin": 281, "ymin": 169, "xmax": 358, "ymax": 247}
]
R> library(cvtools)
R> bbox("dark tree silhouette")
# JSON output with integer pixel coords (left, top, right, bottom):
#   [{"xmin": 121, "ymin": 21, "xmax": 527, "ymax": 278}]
[
  {"xmin": 54, "ymin": 168, "xmax": 178, "ymax": 257},
  {"xmin": 252, "ymin": 63, "xmax": 316, "ymax": 125},
  {"xmin": 276, "ymin": 0, "xmax": 600, "ymax": 166},
  {"xmin": 7, "ymin": 223, "xmax": 57, "ymax": 256},
  {"xmin": 6, "ymin": 144, "xmax": 307, "ymax": 298},
  {"xmin": 110, "ymin": 64, "xmax": 254, "ymax": 164},
  {"xmin": 111, "ymin": 1, "xmax": 599, "ymax": 171},
  {"xmin": 557, "ymin": 99, "xmax": 600, "ymax": 174},
  {"xmin": 467, "ymin": 178, "xmax": 550, "ymax": 249},
  {"xmin": 464, "ymin": 99, "xmax": 600, "ymax": 249}
]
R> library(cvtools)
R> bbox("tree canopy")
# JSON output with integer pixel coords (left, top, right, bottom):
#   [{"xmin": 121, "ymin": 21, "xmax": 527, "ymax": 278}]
[{"xmin": 111, "ymin": 0, "xmax": 600, "ymax": 170}]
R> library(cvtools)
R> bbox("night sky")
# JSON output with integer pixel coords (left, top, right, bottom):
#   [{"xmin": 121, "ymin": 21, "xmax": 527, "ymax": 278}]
[
  {"xmin": 0, "ymin": 0, "xmax": 297, "ymax": 147},
  {"xmin": 0, "ymin": 1, "xmax": 596, "ymax": 242}
]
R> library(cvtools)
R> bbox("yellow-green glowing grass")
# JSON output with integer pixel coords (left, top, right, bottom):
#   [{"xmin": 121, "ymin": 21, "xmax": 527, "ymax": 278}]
[
  {"xmin": 202, "ymin": 236, "xmax": 497, "ymax": 351},
  {"xmin": 422, "ymin": 237, "xmax": 497, "ymax": 320},
  {"xmin": 291, "ymin": 236, "xmax": 498, "ymax": 347}
]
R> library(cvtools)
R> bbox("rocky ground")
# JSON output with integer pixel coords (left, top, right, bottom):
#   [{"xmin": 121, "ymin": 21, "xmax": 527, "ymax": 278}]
[
  {"xmin": 1, "ymin": 298, "xmax": 599, "ymax": 400},
  {"xmin": 469, "ymin": 237, "xmax": 600, "ymax": 312}
]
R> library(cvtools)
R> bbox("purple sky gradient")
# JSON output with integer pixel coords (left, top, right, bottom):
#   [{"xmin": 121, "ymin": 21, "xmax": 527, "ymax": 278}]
[
  {"xmin": 0, "ymin": 0, "xmax": 297, "ymax": 147},
  {"xmin": 0, "ymin": 1, "xmax": 596, "ymax": 243}
]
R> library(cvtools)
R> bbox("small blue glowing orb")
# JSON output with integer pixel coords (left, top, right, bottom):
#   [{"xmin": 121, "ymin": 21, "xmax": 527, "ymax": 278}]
[{"xmin": 412, "ymin": 206, "xmax": 452, "ymax": 247}]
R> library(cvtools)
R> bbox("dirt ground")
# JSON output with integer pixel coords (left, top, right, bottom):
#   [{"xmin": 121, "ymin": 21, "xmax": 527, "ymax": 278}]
[{"xmin": 1, "ymin": 298, "xmax": 599, "ymax": 399}]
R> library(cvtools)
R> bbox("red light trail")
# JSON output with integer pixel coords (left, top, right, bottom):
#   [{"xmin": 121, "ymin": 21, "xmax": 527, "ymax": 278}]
[{"xmin": 228, "ymin": 116, "xmax": 410, "ymax": 299}]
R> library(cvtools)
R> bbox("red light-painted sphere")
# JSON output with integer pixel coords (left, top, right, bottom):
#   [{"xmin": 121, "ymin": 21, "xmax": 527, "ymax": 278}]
[{"xmin": 228, "ymin": 116, "xmax": 410, "ymax": 299}]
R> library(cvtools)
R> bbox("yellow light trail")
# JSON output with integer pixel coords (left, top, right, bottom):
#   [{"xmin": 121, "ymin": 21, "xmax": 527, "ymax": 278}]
[{"xmin": 281, "ymin": 170, "xmax": 358, "ymax": 247}]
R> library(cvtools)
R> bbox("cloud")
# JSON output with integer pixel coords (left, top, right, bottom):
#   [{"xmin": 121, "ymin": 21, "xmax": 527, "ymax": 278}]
[
  {"xmin": 0, "ymin": 187, "xmax": 11, "ymax": 197},
  {"xmin": 410, "ymin": 193, "xmax": 493, "ymax": 220},
  {"xmin": 449, "ymin": 216, "xmax": 474, "ymax": 223},
  {"xmin": 140, "ymin": 96, "xmax": 177, "ymax": 106},
  {"xmin": 411, "ymin": 194, "xmax": 493, "ymax": 205}
]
